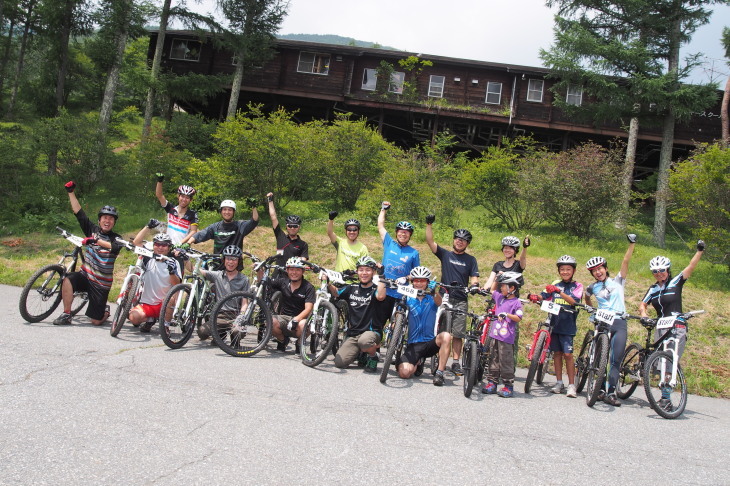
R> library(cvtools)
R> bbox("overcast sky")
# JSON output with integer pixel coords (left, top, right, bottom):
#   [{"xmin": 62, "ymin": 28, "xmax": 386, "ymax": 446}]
[{"xmin": 191, "ymin": 0, "xmax": 730, "ymax": 84}]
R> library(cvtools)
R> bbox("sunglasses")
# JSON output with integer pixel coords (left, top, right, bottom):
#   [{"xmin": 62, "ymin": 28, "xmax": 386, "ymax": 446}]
[
  {"xmin": 286, "ymin": 224, "xmax": 300, "ymax": 228},
  {"xmin": 346, "ymin": 228, "xmax": 359, "ymax": 232},
  {"xmin": 652, "ymin": 268, "xmax": 668, "ymax": 274}
]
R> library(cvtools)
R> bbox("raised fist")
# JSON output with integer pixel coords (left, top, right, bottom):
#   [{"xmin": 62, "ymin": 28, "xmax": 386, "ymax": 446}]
[
  {"xmin": 697, "ymin": 240, "xmax": 706, "ymax": 252},
  {"xmin": 627, "ymin": 234, "xmax": 637, "ymax": 244},
  {"xmin": 155, "ymin": 173, "xmax": 164, "ymax": 182},
  {"xmin": 147, "ymin": 218, "xmax": 161, "ymax": 229},
  {"xmin": 64, "ymin": 181, "xmax": 76, "ymax": 193},
  {"xmin": 246, "ymin": 196, "xmax": 258, "ymax": 208},
  {"xmin": 381, "ymin": 201, "xmax": 391, "ymax": 211},
  {"xmin": 522, "ymin": 236, "xmax": 531, "ymax": 248},
  {"xmin": 266, "ymin": 192, "xmax": 274, "ymax": 203},
  {"xmin": 329, "ymin": 211, "xmax": 338, "ymax": 221},
  {"xmin": 425, "ymin": 214, "xmax": 435, "ymax": 225}
]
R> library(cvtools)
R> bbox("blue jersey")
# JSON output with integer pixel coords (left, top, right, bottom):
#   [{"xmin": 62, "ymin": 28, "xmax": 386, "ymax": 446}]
[
  {"xmin": 586, "ymin": 273, "xmax": 626, "ymax": 314},
  {"xmin": 381, "ymin": 232, "xmax": 420, "ymax": 298},
  {"xmin": 406, "ymin": 294, "xmax": 438, "ymax": 344}
]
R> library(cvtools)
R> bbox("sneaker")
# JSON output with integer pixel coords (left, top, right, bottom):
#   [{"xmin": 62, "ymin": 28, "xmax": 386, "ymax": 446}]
[
  {"xmin": 140, "ymin": 319, "xmax": 155, "ymax": 333},
  {"xmin": 551, "ymin": 382, "xmax": 565, "ymax": 394},
  {"xmin": 597, "ymin": 389, "xmax": 606, "ymax": 402},
  {"xmin": 657, "ymin": 397, "xmax": 673, "ymax": 411},
  {"xmin": 414, "ymin": 358, "xmax": 425, "ymax": 377},
  {"xmin": 53, "ymin": 312, "xmax": 72, "ymax": 326},
  {"xmin": 566, "ymin": 384, "xmax": 577, "ymax": 398},
  {"xmin": 604, "ymin": 393, "xmax": 621, "ymax": 407},
  {"xmin": 357, "ymin": 352, "xmax": 368, "ymax": 368},
  {"xmin": 482, "ymin": 381, "xmax": 497, "ymax": 394},
  {"xmin": 295, "ymin": 340, "xmax": 301, "ymax": 356},
  {"xmin": 433, "ymin": 370, "xmax": 445, "ymax": 386},
  {"xmin": 276, "ymin": 337, "xmax": 290, "ymax": 352},
  {"xmin": 499, "ymin": 384, "xmax": 514, "ymax": 398},
  {"xmin": 660, "ymin": 384, "xmax": 673, "ymax": 399},
  {"xmin": 451, "ymin": 362, "xmax": 463, "ymax": 376},
  {"xmin": 364, "ymin": 355, "xmax": 378, "ymax": 373},
  {"xmin": 104, "ymin": 305, "xmax": 110, "ymax": 319}
]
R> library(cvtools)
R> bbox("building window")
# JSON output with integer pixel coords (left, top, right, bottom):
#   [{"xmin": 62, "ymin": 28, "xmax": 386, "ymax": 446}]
[
  {"xmin": 485, "ymin": 81, "xmax": 502, "ymax": 105},
  {"xmin": 428, "ymin": 75, "xmax": 445, "ymax": 98},
  {"xmin": 527, "ymin": 79, "xmax": 544, "ymax": 103},
  {"xmin": 297, "ymin": 52, "xmax": 330, "ymax": 75},
  {"xmin": 566, "ymin": 85, "xmax": 583, "ymax": 106},
  {"xmin": 362, "ymin": 69, "xmax": 377, "ymax": 90},
  {"xmin": 389, "ymin": 71, "xmax": 405, "ymax": 94},
  {"xmin": 170, "ymin": 39, "xmax": 201, "ymax": 62}
]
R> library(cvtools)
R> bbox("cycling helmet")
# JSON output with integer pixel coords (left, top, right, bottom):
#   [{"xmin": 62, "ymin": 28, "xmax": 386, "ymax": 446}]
[
  {"xmin": 285, "ymin": 256, "xmax": 306, "ymax": 269},
  {"xmin": 453, "ymin": 228, "xmax": 473, "ymax": 243},
  {"xmin": 219, "ymin": 199, "xmax": 236, "ymax": 211},
  {"xmin": 285, "ymin": 215, "xmax": 302, "ymax": 226},
  {"xmin": 395, "ymin": 221, "xmax": 414, "ymax": 233},
  {"xmin": 344, "ymin": 219, "xmax": 361, "ymax": 229},
  {"xmin": 497, "ymin": 271, "xmax": 522, "ymax": 288},
  {"xmin": 152, "ymin": 233, "xmax": 173, "ymax": 246},
  {"xmin": 649, "ymin": 256, "xmax": 671, "ymax": 271},
  {"xmin": 556, "ymin": 255, "xmax": 577, "ymax": 268},
  {"xmin": 356, "ymin": 256, "xmax": 378, "ymax": 269},
  {"xmin": 585, "ymin": 256, "xmax": 607, "ymax": 270},
  {"xmin": 177, "ymin": 185, "xmax": 196, "ymax": 197},
  {"xmin": 98, "ymin": 205, "xmax": 118, "ymax": 221},
  {"xmin": 501, "ymin": 236, "xmax": 520, "ymax": 250},
  {"xmin": 409, "ymin": 266, "xmax": 432, "ymax": 279},
  {"xmin": 221, "ymin": 245, "xmax": 243, "ymax": 259}
]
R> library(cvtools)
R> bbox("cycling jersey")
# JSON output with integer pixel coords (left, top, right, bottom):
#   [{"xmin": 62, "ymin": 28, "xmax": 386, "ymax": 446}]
[
  {"xmin": 435, "ymin": 245, "xmax": 479, "ymax": 302},
  {"xmin": 192, "ymin": 219, "xmax": 258, "ymax": 254},
  {"xmin": 490, "ymin": 291, "xmax": 523, "ymax": 344},
  {"xmin": 139, "ymin": 257, "xmax": 182, "ymax": 306},
  {"xmin": 75, "ymin": 209, "xmax": 122, "ymax": 290},
  {"xmin": 382, "ymin": 232, "xmax": 420, "ymax": 298},
  {"xmin": 642, "ymin": 272, "xmax": 686, "ymax": 317},
  {"xmin": 332, "ymin": 236, "xmax": 368, "ymax": 272},
  {"xmin": 273, "ymin": 225, "xmax": 309, "ymax": 267},
  {"xmin": 541, "ymin": 279, "xmax": 583, "ymax": 335},
  {"xmin": 270, "ymin": 277, "xmax": 315, "ymax": 317},
  {"xmin": 338, "ymin": 283, "xmax": 384, "ymax": 336},
  {"xmin": 163, "ymin": 202, "xmax": 198, "ymax": 245},
  {"xmin": 405, "ymin": 294, "xmax": 438, "ymax": 344},
  {"xmin": 585, "ymin": 273, "xmax": 626, "ymax": 313}
]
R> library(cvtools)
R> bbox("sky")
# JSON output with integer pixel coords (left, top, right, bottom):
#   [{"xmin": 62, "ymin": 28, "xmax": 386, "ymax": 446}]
[{"xmin": 190, "ymin": 0, "xmax": 730, "ymax": 85}]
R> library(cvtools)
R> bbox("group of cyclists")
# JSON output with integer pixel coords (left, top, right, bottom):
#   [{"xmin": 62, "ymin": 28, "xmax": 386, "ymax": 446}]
[{"xmin": 48, "ymin": 177, "xmax": 706, "ymax": 405}]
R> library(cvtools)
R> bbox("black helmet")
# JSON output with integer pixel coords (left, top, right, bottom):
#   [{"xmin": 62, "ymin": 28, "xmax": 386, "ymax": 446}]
[
  {"xmin": 285, "ymin": 215, "xmax": 302, "ymax": 226},
  {"xmin": 98, "ymin": 205, "xmax": 118, "ymax": 221},
  {"xmin": 453, "ymin": 229, "xmax": 472, "ymax": 243},
  {"xmin": 221, "ymin": 245, "xmax": 243, "ymax": 259}
]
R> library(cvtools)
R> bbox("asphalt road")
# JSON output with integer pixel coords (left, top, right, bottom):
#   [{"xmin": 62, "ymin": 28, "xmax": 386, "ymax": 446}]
[{"xmin": 1, "ymin": 284, "xmax": 728, "ymax": 485}]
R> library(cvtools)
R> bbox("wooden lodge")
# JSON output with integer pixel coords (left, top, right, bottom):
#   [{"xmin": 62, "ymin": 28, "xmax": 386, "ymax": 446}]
[{"xmin": 149, "ymin": 30, "xmax": 723, "ymax": 168}]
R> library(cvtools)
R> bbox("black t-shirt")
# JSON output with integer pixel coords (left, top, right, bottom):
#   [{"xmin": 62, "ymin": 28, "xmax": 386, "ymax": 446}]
[
  {"xmin": 642, "ymin": 273, "xmax": 686, "ymax": 318},
  {"xmin": 273, "ymin": 224, "xmax": 309, "ymax": 267},
  {"xmin": 491, "ymin": 260, "xmax": 524, "ymax": 286},
  {"xmin": 193, "ymin": 218, "xmax": 258, "ymax": 254},
  {"xmin": 338, "ymin": 283, "xmax": 384, "ymax": 336},
  {"xmin": 435, "ymin": 245, "xmax": 479, "ymax": 302},
  {"xmin": 270, "ymin": 277, "xmax": 316, "ymax": 317}
]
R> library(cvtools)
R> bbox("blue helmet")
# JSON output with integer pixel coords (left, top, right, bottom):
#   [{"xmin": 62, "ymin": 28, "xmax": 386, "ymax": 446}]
[{"xmin": 395, "ymin": 221, "xmax": 414, "ymax": 233}]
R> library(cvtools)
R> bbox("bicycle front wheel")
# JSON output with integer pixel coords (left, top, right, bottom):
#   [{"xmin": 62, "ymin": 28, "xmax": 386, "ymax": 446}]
[
  {"xmin": 463, "ymin": 341, "xmax": 478, "ymax": 397},
  {"xmin": 380, "ymin": 312, "xmax": 405, "ymax": 384},
  {"xmin": 586, "ymin": 333, "xmax": 609, "ymax": 407},
  {"xmin": 300, "ymin": 301, "xmax": 339, "ymax": 367},
  {"xmin": 110, "ymin": 274, "xmax": 140, "ymax": 337},
  {"xmin": 212, "ymin": 291, "xmax": 272, "ymax": 357},
  {"xmin": 19, "ymin": 264, "xmax": 65, "ymax": 323},
  {"xmin": 159, "ymin": 283, "xmax": 196, "ymax": 349},
  {"xmin": 575, "ymin": 330, "xmax": 592, "ymax": 393},
  {"xmin": 536, "ymin": 351, "xmax": 550, "ymax": 385},
  {"xmin": 643, "ymin": 351, "xmax": 687, "ymax": 419},
  {"xmin": 616, "ymin": 343, "xmax": 642, "ymax": 400},
  {"xmin": 524, "ymin": 332, "xmax": 547, "ymax": 394}
]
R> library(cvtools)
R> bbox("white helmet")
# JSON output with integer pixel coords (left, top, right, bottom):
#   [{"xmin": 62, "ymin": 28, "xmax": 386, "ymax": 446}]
[
  {"xmin": 286, "ymin": 256, "xmax": 306, "ymax": 269},
  {"xmin": 219, "ymin": 199, "xmax": 236, "ymax": 211},
  {"xmin": 497, "ymin": 271, "xmax": 522, "ymax": 288},
  {"xmin": 649, "ymin": 256, "xmax": 671, "ymax": 271},
  {"xmin": 501, "ymin": 236, "xmax": 520, "ymax": 250},
  {"xmin": 409, "ymin": 266, "xmax": 432, "ymax": 279},
  {"xmin": 556, "ymin": 255, "xmax": 577, "ymax": 268},
  {"xmin": 585, "ymin": 256, "xmax": 607, "ymax": 270}
]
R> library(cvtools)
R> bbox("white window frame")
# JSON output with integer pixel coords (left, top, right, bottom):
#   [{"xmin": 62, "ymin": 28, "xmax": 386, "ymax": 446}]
[
  {"xmin": 485, "ymin": 81, "xmax": 502, "ymax": 105},
  {"xmin": 389, "ymin": 71, "xmax": 405, "ymax": 94},
  {"xmin": 169, "ymin": 39, "xmax": 201, "ymax": 62},
  {"xmin": 566, "ymin": 85, "xmax": 583, "ymax": 106},
  {"xmin": 297, "ymin": 51, "xmax": 330, "ymax": 75},
  {"xmin": 527, "ymin": 79, "xmax": 544, "ymax": 103},
  {"xmin": 362, "ymin": 68, "xmax": 377, "ymax": 91},
  {"xmin": 428, "ymin": 75, "xmax": 445, "ymax": 98}
]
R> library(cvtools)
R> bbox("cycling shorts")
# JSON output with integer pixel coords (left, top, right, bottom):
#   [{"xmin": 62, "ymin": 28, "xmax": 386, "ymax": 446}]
[
  {"xmin": 66, "ymin": 271, "xmax": 111, "ymax": 321},
  {"xmin": 131, "ymin": 303, "xmax": 162, "ymax": 319},
  {"xmin": 399, "ymin": 339, "xmax": 440, "ymax": 366}
]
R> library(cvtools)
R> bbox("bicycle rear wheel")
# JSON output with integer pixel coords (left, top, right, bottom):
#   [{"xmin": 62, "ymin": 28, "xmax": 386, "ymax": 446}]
[
  {"xmin": 300, "ymin": 301, "xmax": 339, "ymax": 367},
  {"xmin": 524, "ymin": 332, "xmax": 546, "ymax": 394},
  {"xmin": 643, "ymin": 351, "xmax": 687, "ymax": 419},
  {"xmin": 19, "ymin": 264, "xmax": 65, "ymax": 323},
  {"xmin": 463, "ymin": 341, "xmax": 478, "ymax": 397},
  {"xmin": 586, "ymin": 333, "xmax": 609, "ymax": 407},
  {"xmin": 212, "ymin": 291, "xmax": 272, "ymax": 357},
  {"xmin": 575, "ymin": 330, "xmax": 592, "ymax": 393},
  {"xmin": 380, "ymin": 312, "xmax": 404, "ymax": 384},
  {"xmin": 617, "ymin": 343, "xmax": 642, "ymax": 400},
  {"xmin": 110, "ymin": 274, "xmax": 140, "ymax": 337},
  {"xmin": 159, "ymin": 283, "xmax": 195, "ymax": 349}
]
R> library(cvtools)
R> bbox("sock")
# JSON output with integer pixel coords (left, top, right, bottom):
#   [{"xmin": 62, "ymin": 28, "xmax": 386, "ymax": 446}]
[{"xmin": 556, "ymin": 380, "xmax": 563, "ymax": 385}]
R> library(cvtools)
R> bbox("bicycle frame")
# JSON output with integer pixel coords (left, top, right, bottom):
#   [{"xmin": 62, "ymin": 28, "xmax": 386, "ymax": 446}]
[
  {"xmin": 649, "ymin": 311, "xmax": 703, "ymax": 387},
  {"xmin": 114, "ymin": 239, "xmax": 156, "ymax": 307}
]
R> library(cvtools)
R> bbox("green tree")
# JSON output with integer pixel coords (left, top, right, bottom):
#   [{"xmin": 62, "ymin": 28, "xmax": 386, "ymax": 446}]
[
  {"xmin": 398, "ymin": 55, "xmax": 432, "ymax": 103},
  {"xmin": 721, "ymin": 27, "xmax": 730, "ymax": 146}
]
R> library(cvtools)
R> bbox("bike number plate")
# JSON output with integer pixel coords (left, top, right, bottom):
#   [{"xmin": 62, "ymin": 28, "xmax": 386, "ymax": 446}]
[
  {"xmin": 540, "ymin": 300, "xmax": 561, "ymax": 315},
  {"xmin": 397, "ymin": 285, "xmax": 418, "ymax": 298},
  {"xmin": 66, "ymin": 235, "xmax": 84, "ymax": 247},
  {"xmin": 134, "ymin": 246, "xmax": 153, "ymax": 258},
  {"xmin": 656, "ymin": 316, "xmax": 676, "ymax": 330},
  {"xmin": 595, "ymin": 309, "xmax": 616, "ymax": 325}
]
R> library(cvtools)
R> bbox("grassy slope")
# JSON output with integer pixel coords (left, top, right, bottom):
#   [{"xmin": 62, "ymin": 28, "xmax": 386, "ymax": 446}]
[{"xmin": 2, "ymin": 206, "xmax": 728, "ymax": 398}]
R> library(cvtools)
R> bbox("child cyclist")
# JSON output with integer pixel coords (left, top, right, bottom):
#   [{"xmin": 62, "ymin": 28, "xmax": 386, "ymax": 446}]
[
  {"xmin": 482, "ymin": 272, "xmax": 524, "ymax": 397},
  {"xmin": 528, "ymin": 255, "xmax": 583, "ymax": 398}
]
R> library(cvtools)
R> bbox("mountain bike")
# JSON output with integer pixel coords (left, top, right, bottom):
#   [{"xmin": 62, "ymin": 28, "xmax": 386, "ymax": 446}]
[
  {"xmin": 19, "ymin": 227, "xmax": 88, "ymax": 323},
  {"xmin": 379, "ymin": 279, "xmax": 416, "ymax": 384},
  {"xmin": 617, "ymin": 310, "xmax": 703, "ymax": 419},
  {"xmin": 209, "ymin": 253, "xmax": 281, "ymax": 357},
  {"xmin": 428, "ymin": 282, "xmax": 465, "ymax": 374},
  {"xmin": 298, "ymin": 262, "xmax": 342, "ymax": 367},
  {"xmin": 159, "ymin": 248, "xmax": 220, "ymax": 349},
  {"xmin": 456, "ymin": 292, "xmax": 496, "ymax": 397}
]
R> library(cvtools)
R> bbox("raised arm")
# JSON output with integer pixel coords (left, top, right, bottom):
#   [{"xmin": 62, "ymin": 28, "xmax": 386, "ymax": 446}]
[
  {"xmin": 681, "ymin": 240, "xmax": 705, "ymax": 280},
  {"xmin": 155, "ymin": 173, "xmax": 166, "ymax": 206},
  {"xmin": 327, "ymin": 211, "xmax": 338, "ymax": 244},
  {"xmin": 377, "ymin": 201, "xmax": 390, "ymax": 240},
  {"xmin": 619, "ymin": 234, "xmax": 637, "ymax": 278},
  {"xmin": 519, "ymin": 235, "xmax": 529, "ymax": 270},
  {"xmin": 64, "ymin": 181, "xmax": 82, "ymax": 214},
  {"xmin": 424, "ymin": 214, "xmax": 437, "ymax": 254},
  {"xmin": 266, "ymin": 192, "xmax": 278, "ymax": 229},
  {"xmin": 132, "ymin": 224, "xmax": 151, "ymax": 247}
]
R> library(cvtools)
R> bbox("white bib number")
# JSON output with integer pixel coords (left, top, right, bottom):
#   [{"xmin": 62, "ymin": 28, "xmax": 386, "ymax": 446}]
[
  {"xmin": 656, "ymin": 316, "xmax": 676, "ymax": 330},
  {"xmin": 398, "ymin": 285, "xmax": 419, "ymax": 298},
  {"xmin": 595, "ymin": 309, "xmax": 617, "ymax": 325},
  {"xmin": 134, "ymin": 246, "xmax": 154, "ymax": 258},
  {"xmin": 540, "ymin": 300, "xmax": 561, "ymax": 315},
  {"xmin": 66, "ymin": 235, "xmax": 84, "ymax": 247}
]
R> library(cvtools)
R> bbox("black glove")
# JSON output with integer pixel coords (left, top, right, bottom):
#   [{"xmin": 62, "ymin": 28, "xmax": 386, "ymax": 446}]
[
  {"xmin": 640, "ymin": 317, "xmax": 655, "ymax": 328},
  {"xmin": 468, "ymin": 285, "xmax": 481, "ymax": 295},
  {"xmin": 246, "ymin": 196, "xmax": 258, "ymax": 208},
  {"xmin": 523, "ymin": 236, "xmax": 530, "ymax": 248},
  {"xmin": 627, "ymin": 234, "xmax": 637, "ymax": 244},
  {"xmin": 155, "ymin": 173, "xmax": 164, "ymax": 182},
  {"xmin": 425, "ymin": 214, "xmax": 435, "ymax": 225},
  {"xmin": 266, "ymin": 194, "xmax": 273, "ymax": 203},
  {"xmin": 166, "ymin": 259, "xmax": 177, "ymax": 275},
  {"xmin": 329, "ymin": 211, "xmax": 338, "ymax": 221},
  {"xmin": 376, "ymin": 264, "xmax": 384, "ymax": 276},
  {"xmin": 64, "ymin": 181, "xmax": 76, "ymax": 193},
  {"xmin": 147, "ymin": 218, "xmax": 161, "ymax": 229},
  {"xmin": 175, "ymin": 249, "xmax": 189, "ymax": 261},
  {"xmin": 697, "ymin": 240, "xmax": 706, "ymax": 252}
]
